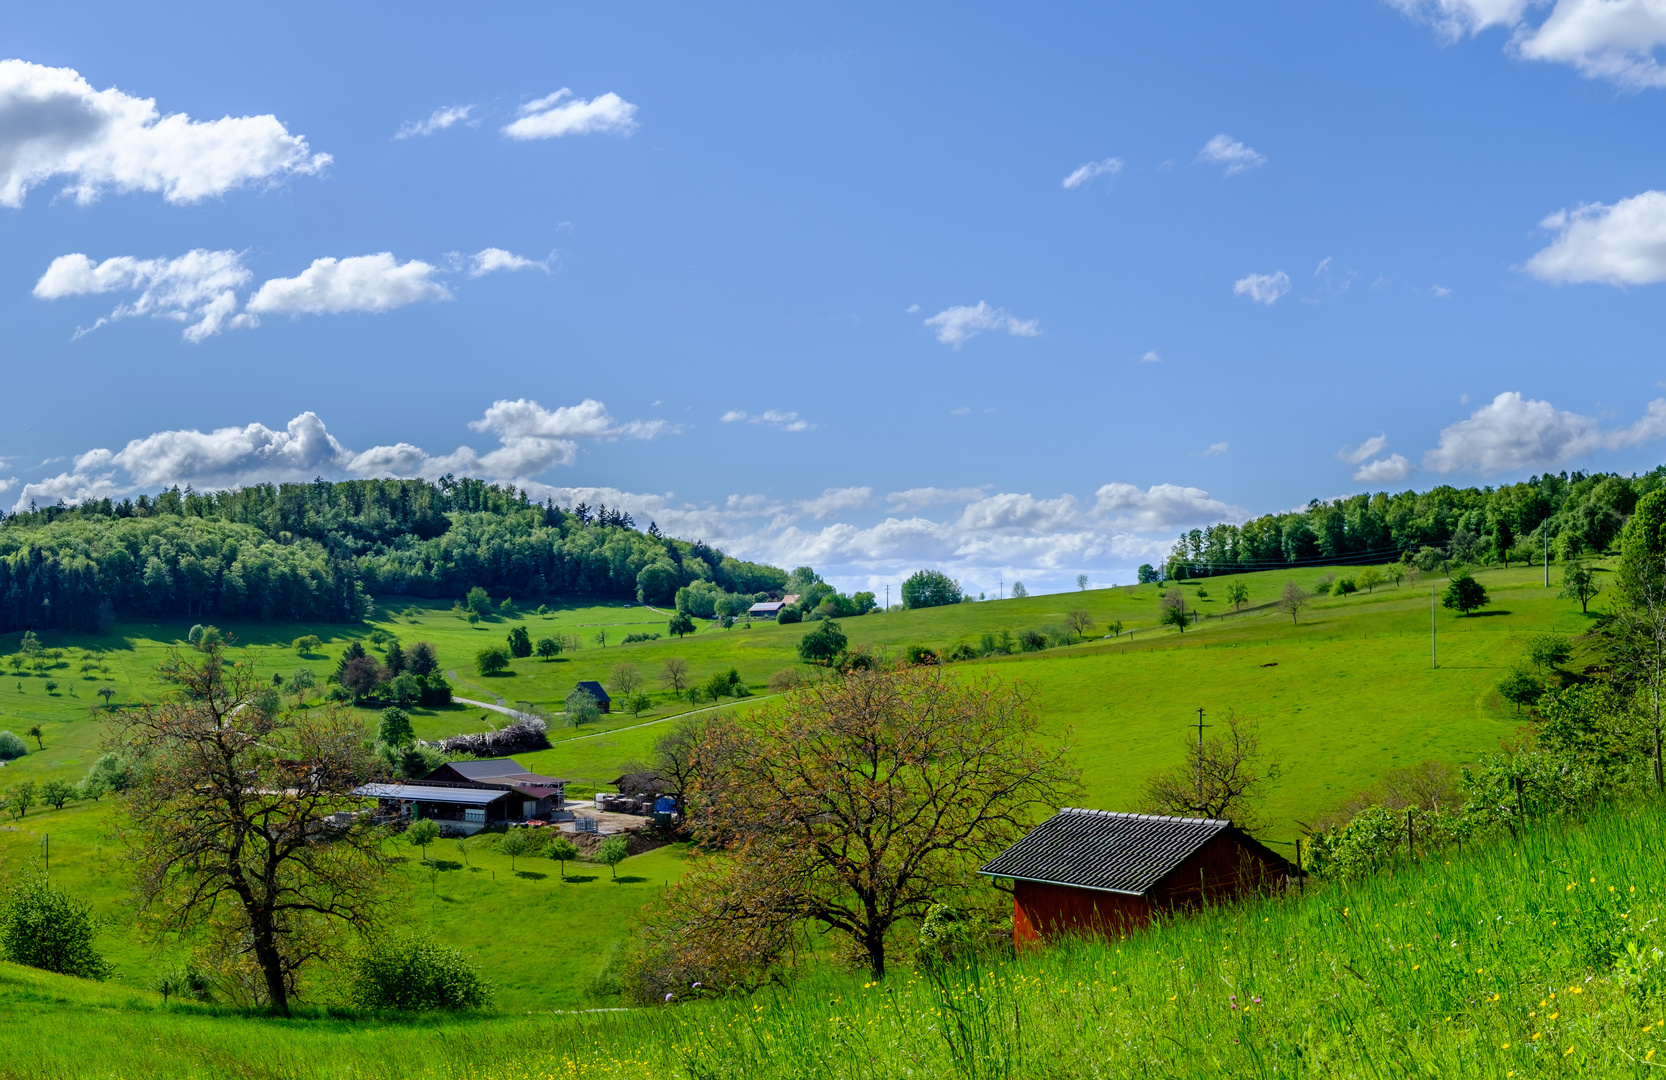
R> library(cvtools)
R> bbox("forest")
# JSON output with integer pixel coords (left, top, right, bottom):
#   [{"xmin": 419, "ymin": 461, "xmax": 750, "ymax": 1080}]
[
  {"xmin": 1163, "ymin": 466, "xmax": 1666, "ymax": 577},
  {"xmin": 0, "ymin": 477, "xmax": 787, "ymax": 633}
]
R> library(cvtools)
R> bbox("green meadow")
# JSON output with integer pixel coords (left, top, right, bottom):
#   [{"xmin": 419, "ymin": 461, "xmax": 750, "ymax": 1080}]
[{"xmin": 0, "ymin": 559, "xmax": 1610, "ymax": 1012}]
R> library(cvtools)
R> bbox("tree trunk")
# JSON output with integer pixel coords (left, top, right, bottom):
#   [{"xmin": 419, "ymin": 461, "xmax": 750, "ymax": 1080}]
[{"xmin": 249, "ymin": 914, "xmax": 290, "ymax": 1016}]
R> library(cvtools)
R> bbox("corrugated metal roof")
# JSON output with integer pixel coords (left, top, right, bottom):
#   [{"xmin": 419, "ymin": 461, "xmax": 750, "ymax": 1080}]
[
  {"xmin": 439, "ymin": 758, "xmax": 527, "ymax": 780},
  {"xmin": 354, "ymin": 783, "xmax": 509, "ymax": 806},
  {"xmin": 575, "ymin": 680, "xmax": 611, "ymax": 702},
  {"xmin": 978, "ymin": 808, "xmax": 1232, "ymax": 896}
]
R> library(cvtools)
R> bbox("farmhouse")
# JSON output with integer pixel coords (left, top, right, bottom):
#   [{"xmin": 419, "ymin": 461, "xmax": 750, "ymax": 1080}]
[
  {"xmin": 979, "ymin": 808, "xmax": 1292, "ymax": 946},
  {"xmin": 424, "ymin": 757, "xmax": 569, "ymax": 813},
  {"xmin": 747, "ymin": 601, "xmax": 786, "ymax": 618},
  {"xmin": 574, "ymin": 680, "xmax": 612, "ymax": 713}
]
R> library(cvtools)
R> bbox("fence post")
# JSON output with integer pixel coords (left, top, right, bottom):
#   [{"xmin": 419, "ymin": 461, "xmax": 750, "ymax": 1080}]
[
  {"xmin": 1514, "ymin": 775, "xmax": 1525, "ymax": 823},
  {"xmin": 1294, "ymin": 838, "xmax": 1303, "ymax": 895},
  {"xmin": 1406, "ymin": 808, "xmax": 1414, "ymax": 858}
]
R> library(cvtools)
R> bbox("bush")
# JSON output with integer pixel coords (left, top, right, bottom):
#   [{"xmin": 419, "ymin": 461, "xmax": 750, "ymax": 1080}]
[
  {"xmin": 0, "ymin": 876, "xmax": 112, "ymax": 979},
  {"xmin": 621, "ymin": 632, "xmax": 661, "ymax": 645},
  {"xmin": 1331, "ymin": 578, "xmax": 1357, "ymax": 596},
  {"xmin": 904, "ymin": 644, "xmax": 938, "ymax": 665},
  {"xmin": 941, "ymin": 642, "xmax": 977, "ymax": 662},
  {"xmin": 1018, "ymin": 629, "xmax": 1048, "ymax": 652},
  {"xmin": 776, "ymin": 607, "xmax": 802, "ymax": 625},
  {"xmin": 418, "ymin": 671, "xmax": 452, "ymax": 707},
  {"xmin": 347, "ymin": 932, "xmax": 493, "ymax": 1011},
  {"xmin": 796, "ymin": 620, "xmax": 848, "ymax": 665},
  {"xmin": 0, "ymin": 732, "xmax": 26, "ymax": 761}
]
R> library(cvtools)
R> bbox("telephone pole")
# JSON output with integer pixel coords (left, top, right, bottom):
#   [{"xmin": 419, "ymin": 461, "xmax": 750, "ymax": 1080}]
[
  {"xmin": 1193, "ymin": 707, "xmax": 1211, "ymax": 814},
  {"xmin": 1544, "ymin": 529, "xmax": 1550, "ymax": 588},
  {"xmin": 1431, "ymin": 584, "xmax": 1437, "ymax": 670}
]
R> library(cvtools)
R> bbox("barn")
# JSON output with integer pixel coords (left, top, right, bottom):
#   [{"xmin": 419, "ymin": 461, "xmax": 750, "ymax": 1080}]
[
  {"xmin": 978, "ymin": 808, "xmax": 1293, "ymax": 946},
  {"xmin": 574, "ymin": 680, "xmax": 612, "ymax": 713}
]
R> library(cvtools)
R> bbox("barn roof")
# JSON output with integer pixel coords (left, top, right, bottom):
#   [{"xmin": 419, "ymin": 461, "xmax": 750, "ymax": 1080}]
[
  {"xmin": 439, "ymin": 758, "xmax": 529, "ymax": 781},
  {"xmin": 978, "ymin": 808, "xmax": 1241, "ymax": 896},
  {"xmin": 574, "ymin": 680, "xmax": 611, "ymax": 702},
  {"xmin": 354, "ymin": 783, "xmax": 509, "ymax": 806}
]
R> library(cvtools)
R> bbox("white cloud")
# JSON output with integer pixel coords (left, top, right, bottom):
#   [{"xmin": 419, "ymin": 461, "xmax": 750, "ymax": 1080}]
[
  {"xmin": 1140, "ymin": 349, "xmax": 1162, "ymax": 363},
  {"xmin": 923, "ymin": 301, "xmax": 1041, "ymax": 347},
  {"xmin": 1092, "ymin": 482, "xmax": 1246, "ymax": 532},
  {"xmin": 396, "ymin": 105, "xmax": 475, "ymax": 139},
  {"xmin": 1353, "ymin": 454, "xmax": 1414, "ymax": 484},
  {"xmin": 246, "ymin": 253, "xmax": 450, "ymax": 316},
  {"xmin": 1525, "ymin": 190, "xmax": 1666, "ymax": 285},
  {"xmin": 0, "ymin": 59, "xmax": 329, "ymax": 208},
  {"xmin": 461, "ymin": 248, "xmax": 548, "ymax": 277},
  {"xmin": 1196, "ymin": 134, "xmax": 1266, "ymax": 175},
  {"xmin": 1336, "ymin": 433, "xmax": 1389, "ymax": 465},
  {"xmin": 1233, "ymin": 270, "xmax": 1291, "ymax": 305},
  {"xmin": 32, "ymin": 249, "xmax": 253, "ymax": 342},
  {"xmin": 502, "ymin": 89, "xmax": 638, "ymax": 140},
  {"xmin": 797, "ymin": 487, "xmax": 872, "ymax": 519},
  {"xmin": 1422, "ymin": 391, "xmax": 1666, "ymax": 475},
  {"xmin": 16, "ymin": 399, "xmax": 671, "ymax": 512},
  {"xmin": 720, "ymin": 409, "xmax": 812, "ymax": 432},
  {"xmin": 1392, "ymin": 0, "xmax": 1666, "ymax": 88},
  {"xmin": 1202, "ymin": 441, "xmax": 1230, "ymax": 457},
  {"xmin": 887, "ymin": 487, "xmax": 988, "ymax": 511},
  {"xmin": 1062, "ymin": 157, "xmax": 1123, "ymax": 189}
]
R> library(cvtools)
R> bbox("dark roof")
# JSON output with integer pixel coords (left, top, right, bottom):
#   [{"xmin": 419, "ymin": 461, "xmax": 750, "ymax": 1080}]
[
  {"xmin": 354, "ymin": 783, "xmax": 508, "ymax": 806},
  {"xmin": 979, "ymin": 809, "xmax": 1241, "ymax": 896},
  {"xmin": 574, "ymin": 680, "xmax": 611, "ymax": 702},
  {"xmin": 748, "ymin": 601, "xmax": 786, "ymax": 613},
  {"xmin": 438, "ymin": 758, "xmax": 528, "ymax": 781}
]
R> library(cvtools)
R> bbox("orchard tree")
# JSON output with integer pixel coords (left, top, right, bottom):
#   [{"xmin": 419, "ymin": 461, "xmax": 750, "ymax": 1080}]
[
  {"xmin": 111, "ymin": 644, "xmax": 392, "ymax": 1015},
  {"xmin": 1161, "ymin": 588, "xmax": 1189, "ymax": 633},
  {"xmin": 597, "ymin": 836, "xmax": 630, "ymax": 880},
  {"xmin": 675, "ymin": 663, "xmax": 1078, "ymax": 979},
  {"xmin": 1076, "ymin": 574, "xmax": 1089, "ymax": 591},
  {"xmin": 1140, "ymin": 712, "xmax": 1283, "ymax": 830},
  {"xmin": 1278, "ymin": 581, "xmax": 1309, "ymax": 624},
  {"xmin": 1226, "ymin": 581, "xmax": 1250, "ymax": 610},
  {"xmin": 1063, "ymin": 610, "xmax": 1095, "ymax": 643},
  {"xmin": 378, "ymin": 707, "xmax": 415, "ymax": 747},
  {"xmin": 475, "ymin": 647, "xmax": 510, "ymax": 676},
  {"xmin": 668, "ymin": 612, "xmax": 696, "ymax": 639},
  {"xmin": 1560, "ymin": 562, "xmax": 1602, "ymax": 613},
  {"xmin": 547, "ymin": 837, "xmax": 579, "ymax": 880},
  {"xmin": 609, "ymin": 663, "xmax": 644, "ymax": 697},
  {"xmin": 660, "ymin": 658, "xmax": 691, "ymax": 693},
  {"xmin": 506, "ymin": 626, "xmax": 532, "ymax": 659},
  {"xmin": 535, "ymin": 637, "xmax": 561, "ymax": 660},
  {"xmin": 565, "ymin": 687, "xmax": 602, "ymax": 727},
  {"xmin": 1356, "ymin": 567, "xmax": 1385, "ymax": 594},
  {"xmin": 1442, "ymin": 572, "xmax": 1490, "ymax": 616},
  {"xmin": 796, "ymin": 620, "xmax": 848, "ymax": 665}
]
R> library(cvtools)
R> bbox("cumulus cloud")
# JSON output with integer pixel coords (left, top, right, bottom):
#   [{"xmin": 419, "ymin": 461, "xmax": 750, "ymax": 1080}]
[
  {"xmin": 0, "ymin": 59, "xmax": 329, "ymax": 208},
  {"xmin": 797, "ymin": 487, "xmax": 872, "ymax": 519},
  {"xmin": 246, "ymin": 253, "xmax": 450, "ymax": 316},
  {"xmin": 1092, "ymin": 482, "xmax": 1246, "ymax": 532},
  {"xmin": 1062, "ymin": 157, "xmax": 1123, "ymax": 189},
  {"xmin": 1525, "ymin": 190, "xmax": 1666, "ymax": 285},
  {"xmin": 1140, "ymin": 349, "xmax": 1162, "ymax": 363},
  {"xmin": 1233, "ymin": 270, "xmax": 1291, "ymax": 305},
  {"xmin": 16, "ymin": 399, "xmax": 671, "ymax": 512},
  {"xmin": 923, "ymin": 302, "xmax": 1041, "ymax": 348},
  {"xmin": 461, "ymin": 248, "xmax": 548, "ymax": 277},
  {"xmin": 1337, "ymin": 433, "xmax": 1389, "ymax": 465},
  {"xmin": 1353, "ymin": 454, "xmax": 1414, "ymax": 484},
  {"xmin": 1196, "ymin": 134, "xmax": 1266, "ymax": 175},
  {"xmin": 396, "ymin": 105, "xmax": 475, "ymax": 139},
  {"xmin": 1422, "ymin": 391, "xmax": 1666, "ymax": 475},
  {"xmin": 720, "ymin": 409, "xmax": 812, "ymax": 432},
  {"xmin": 32, "ymin": 249, "xmax": 253, "ymax": 342},
  {"xmin": 1391, "ymin": 0, "xmax": 1666, "ymax": 87},
  {"xmin": 502, "ymin": 89, "xmax": 638, "ymax": 140},
  {"xmin": 887, "ymin": 487, "xmax": 987, "ymax": 511},
  {"xmin": 1202, "ymin": 441, "xmax": 1230, "ymax": 457}
]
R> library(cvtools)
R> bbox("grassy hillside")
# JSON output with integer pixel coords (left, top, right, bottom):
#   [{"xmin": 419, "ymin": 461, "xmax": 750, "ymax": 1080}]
[
  {"xmin": 0, "ymin": 559, "xmax": 1608, "ymax": 1005},
  {"xmin": 2, "ymin": 797, "xmax": 1660, "ymax": 1079}
]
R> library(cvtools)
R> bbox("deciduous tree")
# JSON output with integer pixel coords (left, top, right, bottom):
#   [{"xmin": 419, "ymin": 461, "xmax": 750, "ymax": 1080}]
[
  {"xmin": 682, "ymin": 664, "xmax": 1078, "ymax": 979},
  {"xmin": 111, "ymin": 645, "xmax": 392, "ymax": 1015},
  {"xmin": 1442, "ymin": 572, "xmax": 1490, "ymax": 616},
  {"xmin": 1560, "ymin": 562, "xmax": 1602, "ymax": 613},
  {"xmin": 1140, "ymin": 712, "xmax": 1282, "ymax": 830},
  {"xmin": 660, "ymin": 658, "xmax": 691, "ymax": 693},
  {"xmin": 1063, "ymin": 610, "xmax": 1094, "ymax": 643},
  {"xmin": 1277, "ymin": 581, "xmax": 1308, "ymax": 624}
]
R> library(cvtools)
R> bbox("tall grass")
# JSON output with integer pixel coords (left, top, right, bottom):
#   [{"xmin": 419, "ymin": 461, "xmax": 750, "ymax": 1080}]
[{"xmin": 3, "ymin": 800, "xmax": 1663, "ymax": 1078}]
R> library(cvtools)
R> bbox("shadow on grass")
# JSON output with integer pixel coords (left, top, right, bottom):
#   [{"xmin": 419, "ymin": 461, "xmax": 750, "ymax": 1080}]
[
  {"xmin": 613, "ymin": 875, "xmax": 648, "ymax": 884},
  {"xmin": 514, "ymin": 870, "xmax": 547, "ymax": 880},
  {"xmin": 561, "ymin": 875, "xmax": 599, "ymax": 884},
  {"xmin": 431, "ymin": 860, "xmax": 464, "ymax": 872},
  {"xmin": 1466, "ymin": 610, "xmax": 1513, "ymax": 618}
]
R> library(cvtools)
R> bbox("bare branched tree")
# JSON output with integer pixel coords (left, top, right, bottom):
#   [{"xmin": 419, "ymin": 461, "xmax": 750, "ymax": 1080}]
[
  {"xmin": 111, "ymin": 645, "xmax": 393, "ymax": 1015},
  {"xmin": 1278, "ymin": 581, "xmax": 1309, "ymax": 625},
  {"xmin": 1140, "ymin": 712, "xmax": 1283, "ymax": 831},
  {"xmin": 660, "ymin": 657, "xmax": 691, "ymax": 693},
  {"xmin": 677, "ymin": 664, "xmax": 1079, "ymax": 980},
  {"xmin": 1063, "ymin": 609, "xmax": 1095, "ymax": 643}
]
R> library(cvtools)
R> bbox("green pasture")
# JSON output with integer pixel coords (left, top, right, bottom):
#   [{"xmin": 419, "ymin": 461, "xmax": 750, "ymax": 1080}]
[
  {"xmin": 1, "ymin": 797, "xmax": 1661, "ymax": 1079},
  {"xmin": 0, "ymin": 558, "xmax": 1613, "ymax": 1008}
]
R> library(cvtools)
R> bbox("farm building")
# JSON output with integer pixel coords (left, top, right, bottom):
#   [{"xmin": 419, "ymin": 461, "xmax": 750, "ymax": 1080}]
[
  {"xmin": 422, "ymin": 757, "xmax": 569, "ymax": 817},
  {"xmin": 574, "ymin": 680, "xmax": 612, "ymax": 713},
  {"xmin": 747, "ymin": 601, "xmax": 786, "ymax": 618},
  {"xmin": 354, "ymin": 782, "xmax": 515, "ymax": 835},
  {"xmin": 979, "ymin": 809, "xmax": 1293, "ymax": 946}
]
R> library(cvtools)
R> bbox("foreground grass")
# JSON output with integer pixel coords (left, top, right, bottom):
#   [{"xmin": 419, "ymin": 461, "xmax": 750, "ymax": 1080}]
[{"xmin": 3, "ymin": 800, "xmax": 1663, "ymax": 1079}]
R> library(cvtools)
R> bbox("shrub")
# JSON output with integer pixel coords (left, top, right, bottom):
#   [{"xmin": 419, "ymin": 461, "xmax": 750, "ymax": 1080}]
[
  {"xmin": 1018, "ymin": 629, "xmax": 1048, "ymax": 652},
  {"xmin": 796, "ymin": 620, "xmax": 848, "ymax": 665},
  {"xmin": 776, "ymin": 607, "xmax": 802, "ymax": 625},
  {"xmin": 418, "ymin": 671, "xmax": 452, "ymax": 707},
  {"xmin": 621, "ymin": 632, "xmax": 661, "ymax": 645},
  {"xmin": 940, "ymin": 641, "xmax": 977, "ymax": 662},
  {"xmin": 0, "ymin": 732, "xmax": 26, "ymax": 760},
  {"xmin": 1332, "ymin": 578, "xmax": 1357, "ymax": 596},
  {"xmin": 767, "ymin": 668, "xmax": 806, "ymax": 693},
  {"xmin": 0, "ymin": 876, "xmax": 112, "ymax": 979},
  {"xmin": 904, "ymin": 644, "xmax": 938, "ymax": 665},
  {"xmin": 347, "ymin": 932, "xmax": 493, "ymax": 1011}
]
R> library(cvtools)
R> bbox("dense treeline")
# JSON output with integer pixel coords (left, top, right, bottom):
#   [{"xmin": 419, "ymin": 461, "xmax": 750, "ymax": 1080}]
[
  {"xmin": 0, "ymin": 478, "xmax": 787, "ymax": 633},
  {"xmin": 1165, "ymin": 466, "xmax": 1666, "ymax": 578}
]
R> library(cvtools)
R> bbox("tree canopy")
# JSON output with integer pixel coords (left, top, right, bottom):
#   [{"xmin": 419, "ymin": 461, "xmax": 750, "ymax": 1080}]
[{"xmin": 900, "ymin": 570, "xmax": 962, "ymax": 609}]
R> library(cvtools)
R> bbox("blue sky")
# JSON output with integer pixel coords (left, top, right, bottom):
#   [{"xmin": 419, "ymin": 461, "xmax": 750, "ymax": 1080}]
[{"xmin": 6, "ymin": 0, "xmax": 1666, "ymax": 594}]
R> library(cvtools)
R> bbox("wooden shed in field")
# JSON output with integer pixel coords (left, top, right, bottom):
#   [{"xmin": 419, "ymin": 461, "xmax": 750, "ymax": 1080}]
[{"xmin": 978, "ymin": 809, "xmax": 1292, "ymax": 947}]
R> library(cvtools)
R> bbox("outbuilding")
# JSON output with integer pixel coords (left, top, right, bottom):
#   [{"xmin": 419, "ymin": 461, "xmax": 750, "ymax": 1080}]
[
  {"xmin": 574, "ymin": 680, "xmax": 612, "ymax": 713},
  {"xmin": 747, "ymin": 601, "xmax": 786, "ymax": 619},
  {"xmin": 422, "ymin": 757, "xmax": 569, "ymax": 818},
  {"xmin": 354, "ymin": 782, "xmax": 513, "ymax": 835},
  {"xmin": 979, "ymin": 808, "xmax": 1293, "ymax": 946}
]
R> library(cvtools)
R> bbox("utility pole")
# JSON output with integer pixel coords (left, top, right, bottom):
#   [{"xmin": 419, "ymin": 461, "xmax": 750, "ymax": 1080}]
[
  {"xmin": 1431, "ymin": 584, "xmax": 1437, "ymax": 670},
  {"xmin": 885, "ymin": 584, "xmax": 890, "ymax": 611},
  {"xmin": 1192, "ymin": 707, "xmax": 1211, "ymax": 814},
  {"xmin": 1544, "ymin": 529, "xmax": 1550, "ymax": 588},
  {"xmin": 998, "ymin": 574, "xmax": 1004, "ymax": 600}
]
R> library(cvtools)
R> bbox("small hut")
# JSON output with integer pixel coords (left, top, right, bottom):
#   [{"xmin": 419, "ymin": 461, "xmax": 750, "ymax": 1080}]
[{"xmin": 979, "ymin": 808, "xmax": 1292, "ymax": 946}]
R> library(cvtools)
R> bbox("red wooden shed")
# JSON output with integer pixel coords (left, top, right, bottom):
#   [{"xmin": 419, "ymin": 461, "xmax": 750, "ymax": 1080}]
[{"xmin": 979, "ymin": 808, "xmax": 1293, "ymax": 947}]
